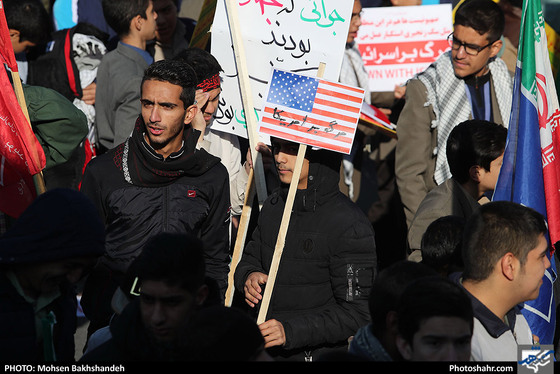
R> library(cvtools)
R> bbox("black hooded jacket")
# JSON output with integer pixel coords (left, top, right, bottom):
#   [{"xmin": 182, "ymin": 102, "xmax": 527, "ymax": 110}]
[
  {"xmin": 234, "ymin": 149, "xmax": 377, "ymax": 359},
  {"xmin": 80, "ymin": 119, "xmax": 231, "ymax": 301}
]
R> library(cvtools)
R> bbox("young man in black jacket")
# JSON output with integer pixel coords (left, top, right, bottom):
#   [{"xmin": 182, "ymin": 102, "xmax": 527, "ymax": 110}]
[
  {"xmin": 234, "ymin": 137, "xmax": 377, "ymax": 361},
  {"xmin": 80, "ymin": 59, "xmax": 231, "ymax": 338}
]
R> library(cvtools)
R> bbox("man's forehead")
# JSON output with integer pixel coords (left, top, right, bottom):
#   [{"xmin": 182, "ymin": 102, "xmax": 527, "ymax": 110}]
[
  {"xmin": 141, "ymin": 79, "xmax": 184, "ymax": 99},
  {"xmin": 140, "ymin": 279, "xmax": 190, "ymax": 297},
  {"xmin": 153, "ymin": 0, "xmax": 175, "ymax": 11},
  {"xmin": 453, "ymin": 24, "xmax": 491, "ymax": 41}
]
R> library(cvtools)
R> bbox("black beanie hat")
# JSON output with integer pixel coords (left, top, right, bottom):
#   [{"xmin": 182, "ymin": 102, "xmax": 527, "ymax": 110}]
[{"xmin": 0, "ymin": 188, "xmax": 105, "ymax": 264}]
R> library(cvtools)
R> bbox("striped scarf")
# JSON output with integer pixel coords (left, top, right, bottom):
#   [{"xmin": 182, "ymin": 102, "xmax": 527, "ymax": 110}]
[{"xmin": 417, "ymin": 51, "xmax": 513, "ymax": 184}]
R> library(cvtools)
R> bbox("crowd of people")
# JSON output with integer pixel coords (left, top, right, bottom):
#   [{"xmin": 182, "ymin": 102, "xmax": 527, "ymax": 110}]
[{"xmin": 0, "ymin": 0, "xmax": 557, "ymax": 365}]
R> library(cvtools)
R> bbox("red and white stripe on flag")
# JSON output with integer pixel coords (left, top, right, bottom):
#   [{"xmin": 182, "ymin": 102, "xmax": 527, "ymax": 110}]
[{"xmin": 259, "ymin": 69, "xmax": 365, "ymax": 154}]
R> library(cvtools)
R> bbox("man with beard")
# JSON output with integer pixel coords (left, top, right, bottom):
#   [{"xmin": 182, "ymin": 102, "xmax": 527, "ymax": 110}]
[
  {"xmin": 80, "ymin": 59, "xmax": 230, "ymax": 338},
  {"xmin": 395, "ymin": 0, "xmax": 513, "ymax": 231},
  {"xmin": 79, "ymin": 233, "xmax": 210, "ymax": 361}
]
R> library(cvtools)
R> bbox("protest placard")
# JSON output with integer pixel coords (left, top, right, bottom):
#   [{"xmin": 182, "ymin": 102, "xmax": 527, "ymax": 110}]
[
  {"xmin": 211, "ymin": 0, "xmax": 354, "ymax": 139},
  {"xmin": 357, "ymin": 4, "xmax": 452, "ymax": 92},
  {"xmin": 258, "ymin": 68, "xmax": 365, "ymax": 154}
]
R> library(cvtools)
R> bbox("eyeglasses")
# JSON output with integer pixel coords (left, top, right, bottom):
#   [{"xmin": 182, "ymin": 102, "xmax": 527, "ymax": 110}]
[{"xmin": 447, "ymin": 33, "xmax": 496, "ymax": 56}]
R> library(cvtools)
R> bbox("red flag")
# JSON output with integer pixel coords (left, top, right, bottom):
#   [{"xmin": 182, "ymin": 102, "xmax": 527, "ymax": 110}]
[
  {"xmin": 0, "ymin": 0, "xmax": 17, "ymax": 71},
  {"xmin": 0, "ymin": 0, "xmax": 45, "ymax": 217}
]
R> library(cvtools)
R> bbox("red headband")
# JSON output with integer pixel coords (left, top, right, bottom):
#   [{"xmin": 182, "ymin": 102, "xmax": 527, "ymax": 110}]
[{"xmin": 196, "ymin": 74, "xmax": 221, "ymax": 92}]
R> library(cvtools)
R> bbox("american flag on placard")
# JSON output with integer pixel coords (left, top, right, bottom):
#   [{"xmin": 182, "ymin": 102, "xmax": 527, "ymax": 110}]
[{"xmin": 259, "ymin": 69, "xmax": 365, "ymax": 154}]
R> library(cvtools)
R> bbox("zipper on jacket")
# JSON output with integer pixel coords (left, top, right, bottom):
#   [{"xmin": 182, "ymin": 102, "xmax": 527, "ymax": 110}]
[{"xmin": 163, "ymin": 186, "xmax": 169, "ymax": 231}]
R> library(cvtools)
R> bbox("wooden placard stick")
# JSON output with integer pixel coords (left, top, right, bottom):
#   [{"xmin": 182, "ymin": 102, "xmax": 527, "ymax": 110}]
[
  {"xmin": 224, "ymin": 0, "xmax": 268, "ymax": 207},
  {"xmin": 224, "ymin": 167, "xmax": 256, "ymax": 307},
  {"xmin": 256, "ymin": 63, "xmax": 326, "ymax": 325},
  {"xmin": 11, "ymin": 70, "xmax": 46, "ymax": 195}
]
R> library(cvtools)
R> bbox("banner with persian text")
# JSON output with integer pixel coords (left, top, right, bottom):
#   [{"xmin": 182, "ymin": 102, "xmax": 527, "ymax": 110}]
[
  {"xmin": 356, "ymin": 4, "xmax": 452, "ymax": 92},
  {"xmin": 211, "ymin": 0, "xmax": 353, "ymax": 140}
]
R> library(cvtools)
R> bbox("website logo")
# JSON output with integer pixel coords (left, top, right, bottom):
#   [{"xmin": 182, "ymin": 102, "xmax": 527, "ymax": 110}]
[{"xmin": 518, "ymin": 345, "xmax": 554, "ymax": 374}]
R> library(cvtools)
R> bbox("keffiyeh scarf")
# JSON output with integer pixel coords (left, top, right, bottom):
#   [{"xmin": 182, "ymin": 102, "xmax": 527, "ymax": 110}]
[{"xmin": 417, "ymin": 51, "xmax": 512, "ymax": 184}]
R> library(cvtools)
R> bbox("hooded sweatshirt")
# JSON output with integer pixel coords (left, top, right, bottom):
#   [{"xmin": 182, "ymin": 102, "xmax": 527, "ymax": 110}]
[{"xmin": 234, "ymin": 148, "xmax": 377, "ymax": 360}]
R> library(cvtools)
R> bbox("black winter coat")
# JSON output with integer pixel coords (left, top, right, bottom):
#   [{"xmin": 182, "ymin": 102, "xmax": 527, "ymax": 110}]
[
  {"xmin": 234, "ymin": 150, "xmax": 377, "ymax": 360},
  {"xmin": 80, "ymin": 123, "xmax": 231, "ymax": 290}
]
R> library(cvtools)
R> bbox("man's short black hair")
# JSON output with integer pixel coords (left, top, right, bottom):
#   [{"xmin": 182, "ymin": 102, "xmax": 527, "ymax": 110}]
[
  {"xmin": 454, "ymin": 0, "xmax": 505, "ymax": 43},
  {"xmin": 141, "ymin": 59, "xmax": 197, "ymax": 108},
  {"xmin": 368, "ymin": 261, "xmax": 437, "ymax": 338},
  {"xmin": 134, "ymin": 233, "xmax": 206, "ymax": 294},
  {"xmin": 462, "ymin": 201, "xmax": 548, "ymax": 282},
  {"xmin": 102, "ymin": 0, "xmax": 151, "ymax": 38},
  {"xmin": 396, "ymin": 276, "xmax": 474, "ymax": 344},
  {"xmin": 4, "ymin": 0, "xmax": 52, "ymax": 45},
  {"xmin": 174, "ymin": 47, "xmax": 223, "ymax": 84},
  {"xmin": 421, "ymin": 215, "xmax": 466, "ymax": 275},
  {"xmin": 446, "ymin": 119, "xmax": 507, "ymax": 184}
]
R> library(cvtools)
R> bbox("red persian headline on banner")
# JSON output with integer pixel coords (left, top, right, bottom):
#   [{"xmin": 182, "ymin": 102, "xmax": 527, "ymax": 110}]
[
  {"xmin": 359, "ymin": 40, "xmax": 449, "ymax": 66},
  {"xmin": 259, "ymin": 69, "xmax": 364, "ymax": 154}
]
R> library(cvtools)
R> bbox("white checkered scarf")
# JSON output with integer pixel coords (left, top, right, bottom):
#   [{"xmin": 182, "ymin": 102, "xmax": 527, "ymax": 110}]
[
  {"xmin": 417, "ymin": 51, "xmax": 513, "ymax": 184},
  {"xmin": 340, "ymin": 42, "xmax": 371, "ymax": 104}
]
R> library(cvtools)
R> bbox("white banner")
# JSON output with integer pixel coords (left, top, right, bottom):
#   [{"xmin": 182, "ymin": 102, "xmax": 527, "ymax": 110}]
[
  {"xmin": 357, "ymin": 4, "xmax": 452, "ymax": 92},
  {"xmin": 211, "ymin": 0, "xmax": 353, "ymax": 139}
]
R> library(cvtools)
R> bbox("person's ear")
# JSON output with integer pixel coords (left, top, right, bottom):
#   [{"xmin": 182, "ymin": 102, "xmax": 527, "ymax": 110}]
[
  {"xmin": 395, "ymin": 335, "xmax": 413, "ymax": 361},
  {"xmin": 489, "ymin": 38, "xmax": 503, "ymax": 59},
  {"xmin": 9, "ymin": 29, "xmax": 20, "ymax": 43},
  {"xmin": 501, "ymin": 252, "xmax": 516, "ymax": 281},
  {"xmin": 184, "ymin": 104, "xmax": 198, "ymax": 124},
  {"xmin": 469, "ymin": 165, "xmax": 482, "ymax": 183},
  {"xmin": 132, "ymin": 14, "xmax": 143, "ymax": 32}
]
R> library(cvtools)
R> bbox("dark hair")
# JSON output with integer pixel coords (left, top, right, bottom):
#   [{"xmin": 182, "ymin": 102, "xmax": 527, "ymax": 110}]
[
  {"xmin": 153, "ymin": 0, "xmax": 181, "ymax": 8},
  {"xmin": 368, "ymin": 261, "xmax": 437, "ymax": 337},
  {"xmin": 141, "ymin": 59, "xmax": 197, "ymax": 108},
  {"xmin": 500, "ymin": 0, "xmax": 522, "ymax": 7},
  {"xmin": 134, "ymin": 233, "xmax": 206, "ymax": 294},
  {"xmin": 396, "ymin": 277, "xmax": 474, "ymax": 344},
  {"xmin": 4, "ymin": 0, "xmax": 52, "ymax": 45},
  {"xmin": 0, "ymin": 188, "xmax": 105, "ymax": 266},
  {"xmin": 454, "ymin": 0, "xmax": 505, "ymax": 43},
  {"xmin": 102, "ymin": 0, "xmax": 151, "ymax": 37},
  {"xmin": 462, "ymin": 201, "xmax": 548, "ymax": 281},
  {"xmin": 421, "ymin": 215, "xmax": 466, "ymax": 275},
  {"xmin": 174, "ymin": 47, "xmax": 223, "ymax": 84},
  {"xmin": 446, "ymin": 119, "xmax": 507, "ymax": 184}
]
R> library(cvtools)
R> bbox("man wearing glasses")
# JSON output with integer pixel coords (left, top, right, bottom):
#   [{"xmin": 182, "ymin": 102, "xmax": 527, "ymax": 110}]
[{"xmin": 395, "ymin": 0, "xmax": 513, "ymax": 234}]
